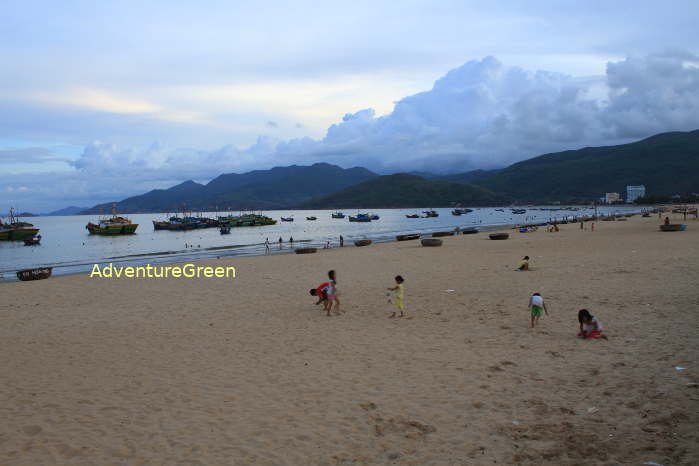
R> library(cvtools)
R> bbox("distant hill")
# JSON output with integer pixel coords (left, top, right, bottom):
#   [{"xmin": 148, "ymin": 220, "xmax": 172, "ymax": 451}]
[
  {"xmin": 82, "ymin": 163, "xmax": 378, "ymax": 213},
  {"xmin": 299, "ymin": 174, "xmax": 508, "ymax": 208},
  {"xmin": 44, "ymin": 206, "xmax": 89, "ymax": 216},
  {"xmin": 465, "ymin": 130, "xmax": 699, "ymax": 202}
]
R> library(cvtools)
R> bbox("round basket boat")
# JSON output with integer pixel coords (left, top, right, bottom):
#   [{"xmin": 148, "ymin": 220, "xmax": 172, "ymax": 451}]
[
  {"xmin": 396, "ymin": 234, "xmax": 420, "ymax": 241},
  {"xmin": 354, "ymin": 239, "xmax": 372, "ymax": 247},
  {"xmin": 461, "ymin": 228, "xmax": 478, "ymax": 234},
  {"xmin": 295, "ymin": 247, "xmax": 317, "ymax": 254},
  {"xmin": 421, "ymin": 238, "xmax": 443, "ymax": 247},
  {"xmin": 431, "ymin": 231, "xmax": 455, "ymax": 237},
  {"xmin": 659, "ymin": 224, "xmax": 686, "ymax": 232},
  {"xmin": 489, "ymin": 233, "xmax": 509, "ymax": 240}
]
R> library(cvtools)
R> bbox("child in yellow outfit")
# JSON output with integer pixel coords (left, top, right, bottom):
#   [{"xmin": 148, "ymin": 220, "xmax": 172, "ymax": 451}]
[{"xmin": 387, "ymin": 275, "xmax": 405, "ymax": 318}]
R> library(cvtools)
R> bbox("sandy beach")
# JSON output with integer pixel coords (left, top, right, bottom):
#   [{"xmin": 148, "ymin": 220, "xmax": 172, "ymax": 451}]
[{"xmin": 1, "ymin": 213, "xmax": 698, "ymax": 465}]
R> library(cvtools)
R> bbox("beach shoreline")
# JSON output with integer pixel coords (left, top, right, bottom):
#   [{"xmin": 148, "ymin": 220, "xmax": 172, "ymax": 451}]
[{"xmin": 1, "ymin": 213, "xmax": 697, "ymax": 465}]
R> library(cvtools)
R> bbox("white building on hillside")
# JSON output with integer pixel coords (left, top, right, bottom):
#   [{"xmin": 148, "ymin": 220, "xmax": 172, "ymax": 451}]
[{"xmin": 626, "ymin": 185, "xmax": 646, "ymax": 203}]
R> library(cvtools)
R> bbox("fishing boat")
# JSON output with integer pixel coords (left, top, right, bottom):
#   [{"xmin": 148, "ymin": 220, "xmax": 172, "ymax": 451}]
[
  {"xmin": 370, "ymin": 214, "xmax": 380, "ymax": 220},
  {"xmin": 421, "ymin": 238, "xmax": 442, "ymax": 247},
  {"xmin": 451, "ymin": 208, "xmax": 473, "ymax": 216},
  {"xmin": 461, "ymin": 228, "xmax": 479, "ymax": 234},
  {"xmin": 511, "ymin": 209, "xmax": 527, "ymax": 214},
  {"xmin": 281, "ymin": 217, "xmax": 294, "ymax": 222},
  {"xmin": 349, "ymin": 214, "xmax": 371, "ymax": 222},
  {"xmin": 295, "ymin": 247, "xmax": 317, "ymax": 254},
  {"xmin": 432, "ymin": 231, "xmax": 455, "ymax": 237},
  {"xmin": 86, "ymin": 204, "xmax": 138, "ymax": 235},
  {"xmin": 0, "ymin": 208, "xmax": 40, "ymax": 241},
  {"xmin": 218, "ymin": 212, "xmax": 277, "ymax": 227},
  {"xmin": 220, "ymin": 226, "xmax": 231, "ymax": 234},
  {"xmin": 23, "ymin": 235, "xmax": 42, "ymax": 245},
  {"xmin": 331, "ymin": 212, "xmax": 345, "ymax": 219},
  {"xmin": 489, "ymin": 233, "xmax": 509, "ymax": 240},
  {"xmin": 396, "ymin": 234, "xmax": 420, "ymax": 241},
  {"xmin": 354, "ymin": 239, "xmax": 372, "ymax": 246},
  {"xmin": 422, "ymin": 210, "xmax": 438, "ymax": 218},
  {"xmin": 306, "ymin": 216, "xmax": 317, "ymax": 221},
  {"xmin": 405, "ymin": 214, "xmax": 420, "ymax": 219}
]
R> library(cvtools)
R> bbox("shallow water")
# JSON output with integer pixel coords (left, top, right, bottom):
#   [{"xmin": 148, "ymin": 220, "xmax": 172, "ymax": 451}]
[{"xmin": 0, "ymin": 206, "xmax": 639, "ymax": 280}]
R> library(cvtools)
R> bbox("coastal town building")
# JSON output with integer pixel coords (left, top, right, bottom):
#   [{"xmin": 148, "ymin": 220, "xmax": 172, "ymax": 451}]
[
  {"xmin": 605, "ymin": 192, "xmax": 621, "ymax": 204},
  {"xmin": 626, "ymin": 185, "xmax": 646, "ymax": 203}
]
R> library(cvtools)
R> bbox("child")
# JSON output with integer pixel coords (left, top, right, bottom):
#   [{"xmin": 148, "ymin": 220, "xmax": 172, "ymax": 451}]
[
  {"xmin": 309, "ymin": 282, "xmax": 331, "ymax": 315},
  {"xmin": 327, "ymin": 270, "xmax": 341, "ymax": 313},
  {"xmin": 528, "ymin": 292, "xmax": 548, "ymax": 328},
  {"xmin": 577, "ymin": 309, "xmax": 607, "ymax": 339},
  {"xmin": 517, "ymin": 256, "xmax": 530, "ymax": 271},
  {"xmin": 387, "ymin": 275, "xmax": 405, "ymax": 318}
]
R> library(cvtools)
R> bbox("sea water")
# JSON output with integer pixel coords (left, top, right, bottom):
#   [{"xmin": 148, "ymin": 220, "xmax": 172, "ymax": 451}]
[{"xmin": 0, "ymin": 206, "xmax": 640, "ymax": 280}]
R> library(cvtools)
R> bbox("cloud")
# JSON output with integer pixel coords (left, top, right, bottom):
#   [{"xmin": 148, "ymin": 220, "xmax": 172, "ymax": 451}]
[
  {"xmin": 0, "ymin": 147, "xmax": 71, "ymax": 164},
  {"xmin": 5, "ymin": 53, "xmax": 699, "ymax": 212},
  {"xmin": 266, "ymin": 121, "xmax": 278, "ymax": 128}
]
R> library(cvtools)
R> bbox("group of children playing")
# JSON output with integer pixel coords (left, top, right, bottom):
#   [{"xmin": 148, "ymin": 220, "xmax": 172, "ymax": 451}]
[
  {"xmin": 310, "ymin": 271, "xmax": 405, "ymax": 318},
  {"xmin": 308, "ymin": 259, "xmax": 606, "ymax": 338}
]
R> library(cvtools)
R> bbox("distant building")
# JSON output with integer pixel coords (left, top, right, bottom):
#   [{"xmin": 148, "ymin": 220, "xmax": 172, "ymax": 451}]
[
  {"xmin": 626, "ymin": 185, "xmax": 646, "ymax": 203},
  {"xmin": 605, "ymin": 192, "xmax": 620, "ymax": 204}
]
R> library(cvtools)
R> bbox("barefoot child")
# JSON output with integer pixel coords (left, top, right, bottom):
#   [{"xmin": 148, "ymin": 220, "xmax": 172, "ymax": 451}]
[
  {"xmin": 577, "ymin": 309, "xmax": 607, "ymax": 339},
  {"xmin": 309, "ymin": 282, "xmax": 331, "ymax": 315},
  {"xmin": 387, "ymin": 275, "xmax": 405, "ymax": 318},
  {"xmin": 327, "ymin": 270, "xmax": 341, "ymax": 313},
  {"xmin": 517, "ymin": 256, "xmax": 530, "ymax": 271},
  {"xmin": 528, "ymin": 292, "xmax": 548, "ymax": 328}
]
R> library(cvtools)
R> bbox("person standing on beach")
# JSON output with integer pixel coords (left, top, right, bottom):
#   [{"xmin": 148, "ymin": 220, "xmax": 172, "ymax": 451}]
[
  {"xmin": 327, "ymin": 270, "xmax": 341, "ymax": 313},
  {"xmin": 265, "ymin": 238, "xmax": 270, "ymax": 254},
  {"xmin": 278, "ymin": 236, "xmax": 283, "ymax": 249},
  {"xmin": 528, "ymin": 292, "xmax": 548, "ymax": 328},
  {"xmin": 339, "ymin": 235, "xmax": 344, "ymax": 247},
  {"xmin": 387, "ymin": 275, "xmax": 405, "ymax": 318}
]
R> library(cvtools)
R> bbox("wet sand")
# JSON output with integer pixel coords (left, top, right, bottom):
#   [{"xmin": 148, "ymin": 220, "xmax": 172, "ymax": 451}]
[{"xmin": 1, "ymin": 213, "xmax": 698, "ymax": 465}]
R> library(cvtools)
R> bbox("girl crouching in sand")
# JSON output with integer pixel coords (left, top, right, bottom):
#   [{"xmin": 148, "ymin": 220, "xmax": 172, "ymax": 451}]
[
  {"xmin": 387, "ymin": 275, "xmax": 405, "ymax": 318},
  {"xmin": 578, "ymin": 309, "xmax": 607, "ymax": 339},
  {"xmin": 528, "ymin": 292, "xmax": 548, "ymax": 328}
]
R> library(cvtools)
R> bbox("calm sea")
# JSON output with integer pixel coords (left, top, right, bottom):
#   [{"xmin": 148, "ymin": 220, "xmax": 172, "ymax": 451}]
[{"xmin": 0, "ymin": 206, "xmax": 640, "ymax": 281}]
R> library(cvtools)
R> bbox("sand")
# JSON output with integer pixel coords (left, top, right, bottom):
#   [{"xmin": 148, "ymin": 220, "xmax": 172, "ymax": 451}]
[{"xmin": 1, "ymin": 213, "xmax": 698, "ymax": 465}]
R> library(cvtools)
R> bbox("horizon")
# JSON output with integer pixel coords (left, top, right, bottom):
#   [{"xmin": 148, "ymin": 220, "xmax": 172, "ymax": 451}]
[{"xmin": 2, "ymin": 1, "xmax": 699, "ymax": 212}]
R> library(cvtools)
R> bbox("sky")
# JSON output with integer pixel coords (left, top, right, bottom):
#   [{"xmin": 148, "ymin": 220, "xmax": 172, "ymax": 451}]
[{"xmin": 1, "ymin": 0, "xmax": 698, "ymax": 212}]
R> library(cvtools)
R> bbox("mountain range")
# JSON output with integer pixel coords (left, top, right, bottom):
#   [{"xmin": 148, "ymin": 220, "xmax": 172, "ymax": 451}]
[{"xmin": 77, "ymin": 130, "xmax": 699, "ymax": 213}]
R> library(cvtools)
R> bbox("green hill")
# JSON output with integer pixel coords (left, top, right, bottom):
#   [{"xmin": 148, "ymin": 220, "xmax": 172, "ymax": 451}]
[
  {"xmin": 82, "ymin": 163, "xmax": 377, "ymax": 213},
  {"xmin": 300, "ymin": 174, "xmax": 508, "ymax": 208},
  {"xmin": 467, "ymin": 130, "xmax": 699, "ymax": 202}
]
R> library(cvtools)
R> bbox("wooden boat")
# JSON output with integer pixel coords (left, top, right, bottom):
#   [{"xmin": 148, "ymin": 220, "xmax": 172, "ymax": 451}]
[
  {"xmin": 86, "ymin": 204, "xmax": 138, "ymax": 235},
  {"xmin": 295, "ymin": 247, "xmax": 317, "ymax": 254},
  {"xmin": 1, "ymin": 208, "xmax": 40, "ymax": 241},
  {"xmin": 280, "ymin": 217, "xmax": 294, "ymax": 222},
  {"xmin": 432, "ymin": 231, "xmax": 455, "ymax": 237},
  {"xmin": 219, "ymin": 227, "xmax": 231, "ymax": 234},
  {"xmin": 396, "ymin": 234, "xmax": 420, "ymax": 241},
  {"xmin": 489, "ymin": 233, "xmax": 509, "ymax": 240},
  {"xmin": 461, "ymin": 228, "xmax": 478, "ymax": 234},
  {"xmin": 370, "ymin": 214, "xmax": 380, "ymax": 220},
  {"xmin": 660, "ymin": 224, "xmax": 687, "ymax": 232},
  {"xmin": 422, "ymin": 210, "xmax": 439, "ymax": 218},
  {"xmin": 306, "ymin": 216, "xmax": 317, "ymax": 221},
  {"xmin": 354, "ymin": 239, "xmax": 372, "ymax": 247},
  {"xmin": 16, "ymin": 267, "xmax": 53, "ymax": 281},
  {"xmin": 349, "ymin": 214, "xmax": 371, "ymax": 222},
  {"xmin": 421, "ymin": 238, "xmax": 442, "ymax": 247},
  {"xmin": 23, "ymin": 235, "xmax": 42, "ymax": 245},
  {"xmin": 331, "ymin": 212, "xmax": 345, "ymax": 219},
  {"xmin": 405, "ymin": 214, "xmax": 420, "ymax": 219},
  {"xmin": 642, "ymin": 213, "xmax": 651, "ymax": 217}
]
